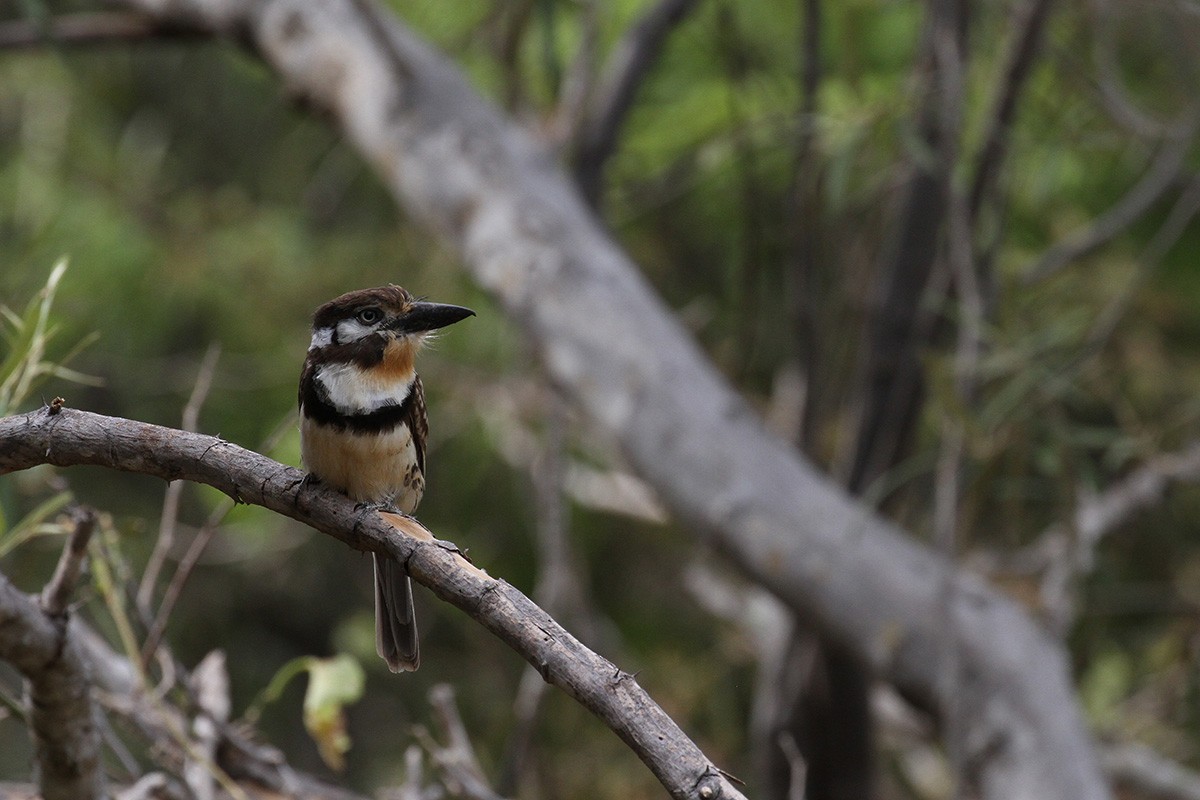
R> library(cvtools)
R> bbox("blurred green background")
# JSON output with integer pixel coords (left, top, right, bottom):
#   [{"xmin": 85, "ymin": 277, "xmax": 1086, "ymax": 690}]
[{"xmin": 3, "ymin": 0, "xmax": 1200, "ymax": 798}]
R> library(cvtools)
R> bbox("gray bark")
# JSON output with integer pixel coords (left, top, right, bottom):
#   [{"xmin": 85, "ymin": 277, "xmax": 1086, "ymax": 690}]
[
  {"xmin": 0, "ymin": 408, "xmax": 745, "ymax": 800},
  {"xmin": 0, "ymin": 576, "xmax": 103, "ymax": 800}
]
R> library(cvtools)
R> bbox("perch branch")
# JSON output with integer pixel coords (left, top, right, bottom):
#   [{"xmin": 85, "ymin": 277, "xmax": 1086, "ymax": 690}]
[{"xmin": 0, "ymin": 406, "xmax": 743, "ymax": 800}]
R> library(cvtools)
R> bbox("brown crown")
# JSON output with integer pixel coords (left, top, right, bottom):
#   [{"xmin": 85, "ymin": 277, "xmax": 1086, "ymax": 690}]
[{"xmin": 311, "ymin": 285, "xmax": 414, "ymax": 329}]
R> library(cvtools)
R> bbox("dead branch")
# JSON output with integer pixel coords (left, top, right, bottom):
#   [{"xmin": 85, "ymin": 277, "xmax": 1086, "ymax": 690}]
[
  {"xmin": 40, "ymin": 507, "xmax": 97, "ymax": 617},
  {"xmin": 74, "ymin": 624, "xmax": 368, "ymax": 800},
  {"xmin": 423, "ymin": 684, "xmax": 508, "ymax": 800},
  {"xmin": 967, "ymin": 0, "xmax": 1056, "ymax": 220},
  {"xmin": 139, "ymin": 343, "xmax": 221, "ymax": 612},
  {"xmin": 0, "ymin": 565, "xmax": 103, "ymax": 800},
  {"xmin": 1104, "ymin": 742, "xmax": 1200, "ymax": 800},
  {"xmin": 1001, "ymin": 438, "xmax": 1200, "ymax": 633},
  {"xmin": 0, "ymin": 406, "xmax": 744, "ymax": 800}
]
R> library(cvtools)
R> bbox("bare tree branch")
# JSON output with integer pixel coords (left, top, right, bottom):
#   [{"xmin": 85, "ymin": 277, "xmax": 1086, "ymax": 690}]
[
  {"xmin": 0, "ymin": 406, "xmax": 745, "ymax": 800},
  {"xmin": 1104, "ymin": 742, "xmax": 1200, "ymax": 800},
  {"xmin": 74, "ymin": 624, "xmax": 369, "ymax": 800},
  {"xmin": 139, "ymin": 344, "xmax": 221, "ymax": 613},
  {"xmin": 140, "ymin": 499, "xmax": 231, "ymax": 664},
  {"xmin": 40, "ymin": 507, "xmax": 97, "ymax": 617},
  {"xmin": 573, "ymin": 0, "xmax": 702, "ymax": 206},
  {"xmin": 967, "ymin": 0, "xmax": 1055, "ymax": 221},
  {"xmin": 422, "ymin": 684, "xmax": 508, "ymax": 800},
  {"xmin": 0, "ymin": 566, "xmax": 103, "ymax": 800},
  {"xmin": 1088, "ymin": 2, "xmax": 1194, "ymax": 140},
  {"xmin": 184, "ymin": 651, "xmax": 231, "ymax": 800},
  {"xmin": 994, "ymin": 438, "xmax": 1200, "ymax": 633}
]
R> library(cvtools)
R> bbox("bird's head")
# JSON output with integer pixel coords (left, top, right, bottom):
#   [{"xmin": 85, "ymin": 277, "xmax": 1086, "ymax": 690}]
[{"xmin": 309, "ymin": 285, "xmax": 475, "ymax": 353}]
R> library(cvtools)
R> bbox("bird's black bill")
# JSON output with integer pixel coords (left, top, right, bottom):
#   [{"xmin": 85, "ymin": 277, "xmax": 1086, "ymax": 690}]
[{"xmin": 395, "ymin": 301, "xmax": 476, "ymax": 334}]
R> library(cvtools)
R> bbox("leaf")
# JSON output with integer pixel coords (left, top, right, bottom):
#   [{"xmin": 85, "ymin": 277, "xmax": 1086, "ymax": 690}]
[
  {"xmin": 241, "ymin": 653, "xmax": 365, "ymax": 772},
  {"xmin": 303, "ymin": 654, "xmax": 365, "ymax": 771},
  {"xmin": 0, "ymin": 491, "xmax": 73, "ymax": 558}
]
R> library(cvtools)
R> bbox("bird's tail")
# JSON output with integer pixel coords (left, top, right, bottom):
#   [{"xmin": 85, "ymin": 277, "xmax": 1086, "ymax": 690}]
[{"xmin": 373, "ymin": 554, "xmax": 419, "ymax": 672}]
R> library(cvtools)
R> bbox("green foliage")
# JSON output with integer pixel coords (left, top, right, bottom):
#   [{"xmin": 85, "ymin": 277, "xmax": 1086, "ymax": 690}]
[
  {"xmin": 0, "ymin": 258, "xmax": 98, "ymax": 416},
  {"xmin": 0, "ymin": 489, "xmax": 71, "ymax": 559}
]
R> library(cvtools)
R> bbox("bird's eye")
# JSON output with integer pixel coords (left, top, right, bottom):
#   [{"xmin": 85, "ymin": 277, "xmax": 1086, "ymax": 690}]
[{"xmin": 356, "ymin": 308, "xmax": 382, "ymax": 325}]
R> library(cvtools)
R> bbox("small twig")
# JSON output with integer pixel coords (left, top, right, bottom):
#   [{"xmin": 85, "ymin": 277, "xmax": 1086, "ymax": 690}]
[
  {"xmin": 970, "ymin": 437, "xmax": 1200, "ymax": 630},
  {"xmin": 931, "ymin": 3, "xmax": 972, "ymax": 794},
  {"xmin": 1089, "ymin": 2, "xmax": 1191, "ymax": 139},
  {"xmin": 548, "ymin": 0, "xmax": 600, "ymax": 147},
  {"xmin": 115, "ymin": 773, "xmax": 182, "ymax": 800},
  {"xmin": 500, "ymin": 393, "xmax": 605, "ymax": 792},
  {"xmin": 1079, "ymin": 170, "xmax": 1200, "ymax": 356},
  {"xmin": 0, "ymin": 681, "xmax": 27, "ymax": 723},
  {"xmin": 967, "ymin": 0, "xmax": 1056, "ymax": 221},
  {"xmin": 573, "ymin": 0, "xmax": 702, "ymax": 206},
  {"xmin": 425, "ymin": 684, "xmax": 508, "ymax": 800},
  {"xmin": 139, "ymin": 344, "xmax": 221, "ymax": 613},
  {"xmin": 96, "ymin": 709, "xmax": 143, "ymax": 781},
  {"xmin": 394, "ymin": 744, "xmax": 427, "ymax": 800},
  {"xmin": 141, "ymin": 499, "xmax": 233, "ymax": 665},
  {"xmin": 184, "ymin": 651, "xmax": 232, "ymax": 800},
  {"xmin": 40, "ymin": 506, "xmax": 98, "ymax": 616},
  {"xmin": 499, "ymin": 396, "xmax": 568, "ymax": 791}
]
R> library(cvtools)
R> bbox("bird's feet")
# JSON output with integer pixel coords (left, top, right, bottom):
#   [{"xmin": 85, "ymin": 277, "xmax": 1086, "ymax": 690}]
[
  {"xmin": 289, "ymin": 472, "xmax": 319, "ymax": 509},
  {"xmin": 352, "ymin": 499, "xmax": 398, "ymax": 530},
  {"xmin": 354, "ymin": 498, "xmax": 405, "ymax": 516}
]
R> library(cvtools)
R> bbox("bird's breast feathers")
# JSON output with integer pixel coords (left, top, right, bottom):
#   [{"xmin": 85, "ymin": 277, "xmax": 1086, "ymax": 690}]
[
  {"xmin": 299, "ymin": 338, "xmax": 427, "ymax": 507},
  {"xmin": 300, "ymin": 416, "xmax": 425, "ymax": 508}
]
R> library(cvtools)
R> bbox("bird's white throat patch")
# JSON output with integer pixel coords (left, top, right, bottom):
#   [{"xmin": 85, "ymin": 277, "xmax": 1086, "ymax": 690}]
[{"xmin": 315, "ymin": 362, "xmax": 414, "ymax": 414}]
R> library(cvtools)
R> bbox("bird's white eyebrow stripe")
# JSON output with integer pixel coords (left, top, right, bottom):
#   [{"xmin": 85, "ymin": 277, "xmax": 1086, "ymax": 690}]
[{"xmin": 309, "ymin": 328, "xmax": 334, "ymax": 350}]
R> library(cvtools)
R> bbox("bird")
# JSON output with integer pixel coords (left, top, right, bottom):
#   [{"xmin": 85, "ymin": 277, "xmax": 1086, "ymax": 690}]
[{"xmin": 298, "ymin": 285, "xmax": 474, "ymax": 672}]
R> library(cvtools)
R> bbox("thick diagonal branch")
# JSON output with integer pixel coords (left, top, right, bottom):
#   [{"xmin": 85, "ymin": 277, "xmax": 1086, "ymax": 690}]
[
  {"xmin": 0, "ymin": 406, "xmax": 743, "ymax": 800},
  {"xmin": 77, "ymin": 0, "xmax": 1109, "ymax": 796}
]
